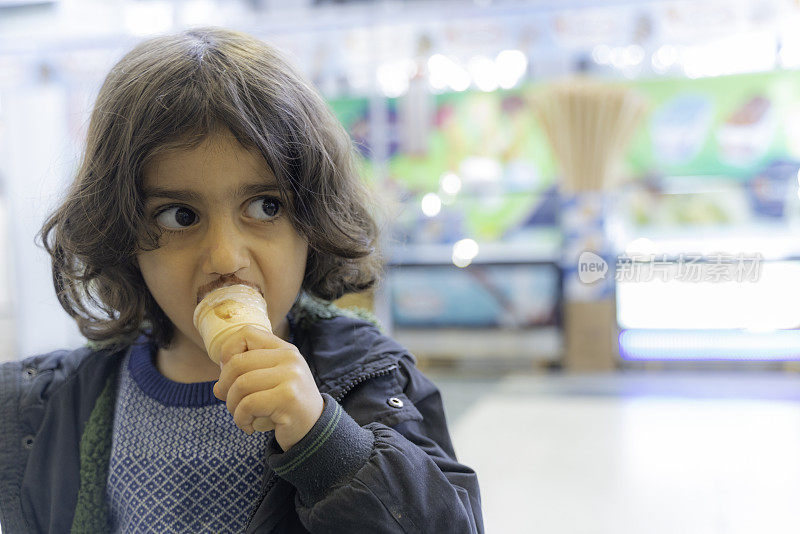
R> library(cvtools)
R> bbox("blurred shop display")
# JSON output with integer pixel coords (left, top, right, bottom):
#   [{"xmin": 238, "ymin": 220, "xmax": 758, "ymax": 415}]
[
  {"xmin": 388, "ymin": 262, "xmax": 561, "ymax": 363},
  {"xmin": 606, "ymin": 72, "xmax": 800, "ymax": 363},
  {"xmin": 617, "ymin": 260, "xmax": 800, "ymax": 360},
  {"xmin": 5, "ymin": 0, "xmax": 800, "ymax": 364},
  {"xmin": 390, "ymin": 264, "xmax": 558, "ymax": 329}
]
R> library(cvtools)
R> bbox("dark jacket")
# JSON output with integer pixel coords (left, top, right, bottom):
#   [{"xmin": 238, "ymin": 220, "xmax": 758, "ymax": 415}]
[{"xmin": 0, "ymin": 300, "xmax": 483, "ymax": 533}]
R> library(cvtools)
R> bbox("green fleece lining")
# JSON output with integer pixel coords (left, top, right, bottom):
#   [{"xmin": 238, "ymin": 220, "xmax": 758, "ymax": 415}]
[
  {"xmin": 71, "ymin": 375, "xmax": 115, "ymax": 533},
  {"xmin": 290, "ymin": 293, "xmax": 382, "ymax": 332}
]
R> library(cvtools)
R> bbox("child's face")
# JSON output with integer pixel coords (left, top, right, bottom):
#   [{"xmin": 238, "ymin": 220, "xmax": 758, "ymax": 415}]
[{"xmin": 136, "ymin": 129, "xmax": 308, "ymax": 352}]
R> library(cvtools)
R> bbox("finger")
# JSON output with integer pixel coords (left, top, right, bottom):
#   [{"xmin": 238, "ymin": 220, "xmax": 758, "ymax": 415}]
[
  {"xmin": 225, "ymin": 368, "xmax": 283, "ymax": 417},
  {"xmin": 215, "ymin": 349, "xmax": 283, "ymax": 400},
  {"xmin": 217, "ymin": 325, "xmax": 284, "ymax": 366},
  {"xmin": 233, "ymin": 389, "xmax": 278, "ymax": 430},
  {"xmin": 252, "ymin": 417, "xmax": 275, "ymax": 432}
]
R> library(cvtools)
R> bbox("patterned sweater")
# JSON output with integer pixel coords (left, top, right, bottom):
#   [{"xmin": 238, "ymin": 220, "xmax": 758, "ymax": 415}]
[{"xmin": 106, "ymin": 341, "xmax": 269, "ymax": 533}]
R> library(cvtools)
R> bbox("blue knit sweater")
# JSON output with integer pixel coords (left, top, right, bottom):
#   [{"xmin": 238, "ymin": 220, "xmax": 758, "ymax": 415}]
[{"xmin": 106, "ymin": 341, "xmax": 269, "ymax": 533}]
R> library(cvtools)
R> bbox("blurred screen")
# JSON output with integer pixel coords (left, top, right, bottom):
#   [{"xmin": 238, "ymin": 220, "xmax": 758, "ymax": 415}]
[{"xmin": 389, "ymin": 262, "xmax": 560, "ymax": 329}]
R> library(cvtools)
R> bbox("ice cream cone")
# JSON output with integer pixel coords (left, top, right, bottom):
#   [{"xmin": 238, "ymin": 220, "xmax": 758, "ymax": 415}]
[
  {"xmin": 194, "ymin": 284, "xmax": 274, "ymax": 432},
  {"xmin": 193, "ymin": 284, "xmax": 272, "ymax": 364}
]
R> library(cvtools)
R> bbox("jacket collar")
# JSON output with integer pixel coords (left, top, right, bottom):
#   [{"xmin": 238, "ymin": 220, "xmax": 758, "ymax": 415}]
[{"xmin": 290, "ymin": 293, "xmax": 412, "ymax": 401}]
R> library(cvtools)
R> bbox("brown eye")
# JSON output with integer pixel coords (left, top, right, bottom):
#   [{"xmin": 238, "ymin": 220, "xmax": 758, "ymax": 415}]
[
  {"xmin": 245, "ymin": 196, "xmax": 281, "ymax": 221},
  {"xmin": 155, "ymin": 206, "xmax": 198, "ymax": 229}
]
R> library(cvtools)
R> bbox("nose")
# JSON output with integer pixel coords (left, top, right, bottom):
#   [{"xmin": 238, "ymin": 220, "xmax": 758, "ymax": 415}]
[{"xmin": 201, "ymin": 216, "xmax": 251, "ymax": 276}]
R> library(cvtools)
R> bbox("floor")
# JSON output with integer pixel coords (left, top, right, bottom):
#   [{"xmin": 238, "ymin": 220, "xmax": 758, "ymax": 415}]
[
  {"xmin": 432, "ymin": 371, "xmax": 800, "ymax": 534},
  {"xmin": 2, "ymin": 371, "xmax": 798, "ymax": 534}
]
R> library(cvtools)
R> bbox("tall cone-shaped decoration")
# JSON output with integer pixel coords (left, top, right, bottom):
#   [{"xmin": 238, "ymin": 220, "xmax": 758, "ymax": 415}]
[{"xmin": 533, "ymin": 80, "xmax": 646, "ymax": 372}]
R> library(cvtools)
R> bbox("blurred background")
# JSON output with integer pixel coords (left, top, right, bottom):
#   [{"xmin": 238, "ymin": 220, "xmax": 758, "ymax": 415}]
[{"xmin": 2, "ymin": 0, "xmax": 800, "ymax": 532}]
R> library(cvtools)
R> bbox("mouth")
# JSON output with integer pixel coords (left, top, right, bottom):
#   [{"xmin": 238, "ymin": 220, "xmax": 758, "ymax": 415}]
[{"xmin": 196, "ymin": 275, "xmax": 263, "ymax": 305}]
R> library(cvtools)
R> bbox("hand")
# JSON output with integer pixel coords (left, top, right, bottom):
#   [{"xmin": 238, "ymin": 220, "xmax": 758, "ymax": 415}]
[{"xmin": 212, "ymin": 325, "xmax": 324, "ymax": 451}]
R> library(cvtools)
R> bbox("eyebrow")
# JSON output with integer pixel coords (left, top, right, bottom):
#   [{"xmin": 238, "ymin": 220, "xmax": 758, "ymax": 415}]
[{"xmin": 143, "ymin": 182, "xmax": 282, "ymax": 203}]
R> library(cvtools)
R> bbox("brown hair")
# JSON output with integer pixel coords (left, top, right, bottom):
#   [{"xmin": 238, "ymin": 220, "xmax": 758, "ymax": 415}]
[{"xmin": 38, "ymin": 27, "xmax": 383, "ymax": 349}]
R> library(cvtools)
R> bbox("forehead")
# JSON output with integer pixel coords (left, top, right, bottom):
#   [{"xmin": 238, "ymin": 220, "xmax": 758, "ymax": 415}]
[
  {"xmin": 142, "ymin": 131, "xmax": 276, "ymax": 191},
  {"xmin": 140, "ymin": 133, "xmax": 287, "ymax": 208}
]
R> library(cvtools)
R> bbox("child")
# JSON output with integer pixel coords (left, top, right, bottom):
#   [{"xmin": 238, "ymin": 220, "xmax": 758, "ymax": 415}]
[{"xmin": 0, "ymin": 27, "xmax": 483, "ymax": 533}]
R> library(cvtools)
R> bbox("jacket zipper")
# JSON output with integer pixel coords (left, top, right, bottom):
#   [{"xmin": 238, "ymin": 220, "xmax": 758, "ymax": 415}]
[
  {"xmin": 332, "ymin": 363, "xmax": 397, "ymax": 403},
  {"xmin": 245, "ymin": 464, "xmax": 279, "ymax": 532},
  {"xmin": 244, "ymin": 362, "xmax": 398, "ymax": 531}
]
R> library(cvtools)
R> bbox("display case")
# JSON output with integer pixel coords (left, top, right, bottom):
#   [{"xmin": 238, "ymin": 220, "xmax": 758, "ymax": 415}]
[{"xmin": 386, "ymin": 240, "xmax": 562, "ymax": 363}]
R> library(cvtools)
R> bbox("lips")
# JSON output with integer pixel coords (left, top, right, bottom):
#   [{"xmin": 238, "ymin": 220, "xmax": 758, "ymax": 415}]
[{"xmin": 196, "ymin": 274, "xmax": 263, "ymax": 305}]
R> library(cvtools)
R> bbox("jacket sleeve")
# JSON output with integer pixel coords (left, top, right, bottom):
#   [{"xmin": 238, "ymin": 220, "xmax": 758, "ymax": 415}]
[
  {"xmin": 265, "ymin": 355, "xmax": 483, "ymax": 533},
  {"xmin": 0, "ymin": 360, "xmax": 28, "ymax": 534}
]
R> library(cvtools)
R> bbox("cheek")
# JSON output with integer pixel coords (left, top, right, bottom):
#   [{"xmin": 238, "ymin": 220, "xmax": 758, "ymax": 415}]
[
  {"xmin": 136, "ymin": 251, "xmax": 165, "ymax": 287},
  {"xmin": 264, "ymin": 230, "xmax": 308, "ymax": 291},
  {"xmin": 295, "ymin": 234, "xmax": 309, "ymax": 264},
  {"xmin": 289, "ymin": 234, "xmax": 309, "ymax": 279},
  {"xmin": 136, "ymin": 250, "xmax": 183, "ymax": 306}
]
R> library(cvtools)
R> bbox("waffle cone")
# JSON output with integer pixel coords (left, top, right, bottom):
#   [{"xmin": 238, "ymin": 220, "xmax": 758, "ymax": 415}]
[{"xmin": 193, "ymin": 284, "xmax": 272, "ymax": 364}]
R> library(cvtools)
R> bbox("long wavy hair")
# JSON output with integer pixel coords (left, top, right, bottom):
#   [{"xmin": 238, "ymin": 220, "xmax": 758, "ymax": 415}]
[{"xmin": 38, "ymin": 27, "xmax": 383, "ymax": 349}]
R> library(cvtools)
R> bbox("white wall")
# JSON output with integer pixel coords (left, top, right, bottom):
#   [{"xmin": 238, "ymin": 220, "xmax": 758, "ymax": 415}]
[
  {"xmin": 0, "ymin": 83, "xmax": 85, "ymax": 360},
  {"xmin": 0, "ymin": 188, "xmax": 14, "ymax": 362}
]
